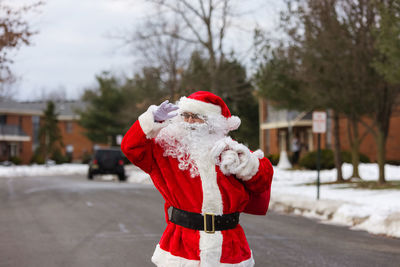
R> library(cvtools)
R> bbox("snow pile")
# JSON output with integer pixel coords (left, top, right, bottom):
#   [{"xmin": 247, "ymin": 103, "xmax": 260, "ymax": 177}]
[
  {"xmin": 0, "ymin": 164, "xmax": 89, "ymax": 177},
  {"xmin": 0, "ymin": 163, "xmax": 152, "ymax": 184},
  {"xmin": 126, "ymin": 165, "xmax": 152, "ymax": 184},
  {"xmin": 271, "ymin": 163, "xmax": 400, "ymax": 238}
]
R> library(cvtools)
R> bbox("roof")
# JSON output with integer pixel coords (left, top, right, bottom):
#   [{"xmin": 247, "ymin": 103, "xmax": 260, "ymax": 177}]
[
  {"xmin": 261, "ymin": 105, "xmax": 313, "ymax": 129},
  {"xmin": 0, "ymin": 100, "xmax": 87, "ymax": 120}
]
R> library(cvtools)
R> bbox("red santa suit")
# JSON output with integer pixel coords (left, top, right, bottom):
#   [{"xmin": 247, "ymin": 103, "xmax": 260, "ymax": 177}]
[{"xmin": 121, "ymin": 91, "xmax": 274, "ymax": 267}]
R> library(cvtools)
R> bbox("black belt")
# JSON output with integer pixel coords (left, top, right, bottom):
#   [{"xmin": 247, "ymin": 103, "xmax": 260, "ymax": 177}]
[{"xmin": 170, "ymin": 207, "xmax": 240, "ymax": 233}]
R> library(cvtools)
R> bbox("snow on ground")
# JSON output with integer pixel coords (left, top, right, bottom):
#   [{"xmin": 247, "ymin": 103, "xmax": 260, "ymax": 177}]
[
  {"xmin": 0, "ymin": 162, "xmax": 399, "ymax": 238},
  {"xmin": 0, "ymin": 164, "xmax": 89, "ymax": 177},
  {"xmin": 0, "ymin": 164, "xmax": 151, "ymax": 183},
  {"xmin": 271, "ymin": 163, "xmax": 400, "ymax": 238}
]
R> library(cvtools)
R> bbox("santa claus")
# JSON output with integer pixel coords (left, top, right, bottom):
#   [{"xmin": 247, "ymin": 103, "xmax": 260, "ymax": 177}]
[{"xmin": 121, "ymin": 91, "xmax": 274, "ymax": 267}]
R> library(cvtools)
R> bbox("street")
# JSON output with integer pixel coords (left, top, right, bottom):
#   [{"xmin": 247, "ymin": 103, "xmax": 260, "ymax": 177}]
[{"xmin": 1, "ymin": 175, "xmax": 400, "ymax": 267}]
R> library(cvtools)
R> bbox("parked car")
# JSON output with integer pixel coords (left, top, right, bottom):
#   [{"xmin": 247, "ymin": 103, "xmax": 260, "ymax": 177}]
[{"xmin": 88, "ymin": 148, "xmax": 126, "ymax": 181}]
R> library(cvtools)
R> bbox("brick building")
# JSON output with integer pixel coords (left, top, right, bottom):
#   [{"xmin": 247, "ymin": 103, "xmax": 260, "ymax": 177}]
[
  {"xmin": 0, "ymin": 100, "xmax": 95, "ymax": 164},
  {"xmin": 259, "ymin": 99, "xmax": 400, "ymax": 162}
]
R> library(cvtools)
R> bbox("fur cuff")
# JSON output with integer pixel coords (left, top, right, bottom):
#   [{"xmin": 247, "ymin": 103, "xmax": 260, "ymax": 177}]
[{"xmin": 138, "ymin": 105, "xmax": 169, "ymax": 139}]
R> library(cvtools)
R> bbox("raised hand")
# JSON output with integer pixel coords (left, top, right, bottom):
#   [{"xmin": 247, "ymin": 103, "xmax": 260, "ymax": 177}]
[{"xmin": 153, "ymin": 100, "xmax": 179, "ymax": 122}]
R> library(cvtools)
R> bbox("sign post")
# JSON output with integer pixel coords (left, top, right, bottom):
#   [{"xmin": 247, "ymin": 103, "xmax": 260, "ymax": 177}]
[{"xmin": 312, "ymin": 111, "xmax": 327, "ymax": 200}]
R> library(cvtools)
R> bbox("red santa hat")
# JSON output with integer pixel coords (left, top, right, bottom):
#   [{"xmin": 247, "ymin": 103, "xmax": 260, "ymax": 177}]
[{"xmin": 178, "ymin": 91, "xmax": 241, "ymax": 131}]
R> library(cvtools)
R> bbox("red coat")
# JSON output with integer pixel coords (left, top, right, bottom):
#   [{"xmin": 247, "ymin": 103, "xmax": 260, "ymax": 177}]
[{"xmin": 121, "ymin": 108, "xmax": 274, "ymax": 266}]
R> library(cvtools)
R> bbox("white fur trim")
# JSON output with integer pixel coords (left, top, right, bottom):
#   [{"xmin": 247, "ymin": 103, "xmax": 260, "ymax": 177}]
[
  {"xmin": 195, "ymin": 155, "xmax": 223, "ymax": 216},
  {"xmin": 152, "ymin": 244, "xmax": 199, "ymax": 267},
  {"xmin": 200, "ymin": 231, "xmax": 223, "ymax": 267},
  {"xmin": 226, "ymin": 116, "xmax": 241, "ymax": 131},
  {"xmin": 152, "ymin": 245, "xmax": 255, "ymax": 267},
  {"xmin": 179, "ymin": 97, "xmax": 222, "ymax": 117},
  {"xmin": 253, "ymin": 149, "xmax": 264, "ymax": 159},
  {"xmin": 138, "ymin": 105, "xmax": 169, "ymax": 139},
  {"xmin": 193, "ymin": 152, "xmax": 224, "ymax": 265}
]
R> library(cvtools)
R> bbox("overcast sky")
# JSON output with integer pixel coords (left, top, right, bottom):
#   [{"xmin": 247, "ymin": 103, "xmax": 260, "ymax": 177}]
[{"xmin": 9, "ymin": 0, "xmax": 282, "ymax": 101}]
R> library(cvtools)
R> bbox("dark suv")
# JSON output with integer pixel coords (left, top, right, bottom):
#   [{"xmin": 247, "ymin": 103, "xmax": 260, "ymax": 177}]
[{"xmin": 88, "ymin": 148, "xmax": 126, "ymax": 181}]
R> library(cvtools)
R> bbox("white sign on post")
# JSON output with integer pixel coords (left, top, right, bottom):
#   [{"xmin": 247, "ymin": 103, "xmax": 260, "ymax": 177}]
[
  {"xmin": 116, "ymin": 135, "xmax": 123, "ymax": 145},
  {"xmin": 312, "ymin": 111, "xmax": 327, "ymax": 133}
]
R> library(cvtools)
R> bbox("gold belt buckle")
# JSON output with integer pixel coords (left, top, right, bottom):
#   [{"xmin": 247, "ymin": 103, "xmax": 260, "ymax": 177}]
[{"xmin": 204, "ymin": 213, "xmax": 215, "ymax": 234}]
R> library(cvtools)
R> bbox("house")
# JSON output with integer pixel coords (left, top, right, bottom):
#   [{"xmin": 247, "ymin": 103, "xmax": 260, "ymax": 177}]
[
  {"xmin": 0, "ymin": 100, "xmax": 95, "ymax": 164},
  {"xmin": 259, "ymin": 99, "xmax": 400, "ymax": 163}
]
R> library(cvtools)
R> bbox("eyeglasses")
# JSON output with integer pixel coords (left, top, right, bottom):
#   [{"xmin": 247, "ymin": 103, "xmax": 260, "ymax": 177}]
[{"xmin": 181, "ymin": 112, "xmax": 204, "ymax": 120}]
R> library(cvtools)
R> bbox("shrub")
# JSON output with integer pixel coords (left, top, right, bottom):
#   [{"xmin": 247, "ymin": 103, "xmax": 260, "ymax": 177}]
[
  {"xmin": 299, "ymin": 149, "xmax": 371, "ymax": 170},
  {"xmin": 30, "ymin": 152, "xmax": 45, "ymax": 164},
  {"xmin": 299, "ymin": 149, "xmax": 335, "ymax": 170},
  {"xmin": 51, "ymin": 149, "xmax": 69, "ymax": 164},
  {"xmin": 9, "ymin": 156, "xmax": 22, "ymax": 165},
  {"xmin": 81, "ymin": 152, "xmax": 92, "ymax": 164},
  {"xmin": 386, "ymin": 160, "xmax": 400, "ymax": 165},
  {"xmin": 341, "ymin": 151, "xmax": 370, "ymax": 163},
  {"xmin": 266, "ymin": 154, "xmax": 280, "ymax": 166}
]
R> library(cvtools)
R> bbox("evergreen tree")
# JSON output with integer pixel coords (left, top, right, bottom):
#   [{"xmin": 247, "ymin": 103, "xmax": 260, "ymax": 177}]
[
  {"xmin": 255, "ymin": 47, "xmax": 309, "ymax": 111},
  {"xmin": 371, "ymin": 0, "xmax": 400, "ymax": 183},
  {"xmin": 120, "ymin": 67, "xmax": 168, "ymax": 126},
  {"xmin": 79, "ymin": 72, "xmax": 126, "ymax": 146},
  {"xmin": 373, "ymin": 0, "xmax": 400, "ymax": 85},
  {"xmin": 38, "ymin": 101, "xmax": 63, "ymax": 162}
]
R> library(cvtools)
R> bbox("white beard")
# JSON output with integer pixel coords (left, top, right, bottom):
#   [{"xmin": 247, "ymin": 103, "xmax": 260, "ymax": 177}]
[{"xmin": 155, "ymin": 116, "xmax": 227, "ymax": 178}]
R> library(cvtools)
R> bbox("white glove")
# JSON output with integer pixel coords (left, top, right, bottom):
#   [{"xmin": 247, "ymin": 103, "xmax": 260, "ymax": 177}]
[
  {"xmin": 212, "ymin": 137, "xmax": 260, "ymax": 180},
  {"xmin": 152, "ymin": 100, "xmax": 179, "ymax": 122},
  {"xmin": 219, "ymin": 150, "xmax": 240, "ymax": 176}
]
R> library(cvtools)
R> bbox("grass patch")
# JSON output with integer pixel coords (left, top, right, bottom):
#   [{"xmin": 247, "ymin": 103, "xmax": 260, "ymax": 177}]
[{"xmin": 303, "ymin": 180, "xmax": 400, "ymax": 190}]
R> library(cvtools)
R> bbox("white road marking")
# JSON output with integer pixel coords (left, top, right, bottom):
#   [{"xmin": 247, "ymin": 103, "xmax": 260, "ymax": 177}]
[
  {"xmin": 118, "ymin": 223, "xmax": 130, "ymax": 233},
  {"xmin": 86, "ymin": 201, "xmax": 93, "ymax": 207}
]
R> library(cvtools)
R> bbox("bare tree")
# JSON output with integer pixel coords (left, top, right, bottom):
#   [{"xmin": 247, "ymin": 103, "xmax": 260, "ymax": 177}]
[
  {"xmin": 130, "ymin": 17, "xmax": 189, "ymax": 100},
  {"xmin": 128, "ymin": 0, "xmax": 241, "ymax": 94},
  {"xmin": 275, "ymin": 0, "xmax": 374, "ymax": 180},
  {"xmin": 369, "ymin": 0, "xmax": 400, "ymax": 183},
  {"xmin": 0, "ymin": 1, "xmax": 43, "ymax": 98},
  {"xmin": 261, "ymin": 0, "xmax": 398, "ymax": 183}
]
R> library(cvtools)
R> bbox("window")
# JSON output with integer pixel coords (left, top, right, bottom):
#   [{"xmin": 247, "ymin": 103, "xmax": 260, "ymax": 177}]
[
  {"xmin": 0, "ymin": 143, "xmax": 7, "ymax": 156},
  {"xmin": 32, "ymin": 116, "xmax": 40, "ymax": 151},
  {"xmin": 10, "ymin": 143, "xmax": 18, "ymax": 157},
  {"xmin": 0, "ymin": 115, "xmax": 6, "ymax": 125},
  {"xmin": 66, "ymin": 121, "xmax": 73, "ymax": 133}
]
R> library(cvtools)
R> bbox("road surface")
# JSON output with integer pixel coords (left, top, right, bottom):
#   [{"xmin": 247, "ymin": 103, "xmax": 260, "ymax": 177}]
[{"xmin": 1, "ymin": 175, "xmax": 399, "ymax": 267}]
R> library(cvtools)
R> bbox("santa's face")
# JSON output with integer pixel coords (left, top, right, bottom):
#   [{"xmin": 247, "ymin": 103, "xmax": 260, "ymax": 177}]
[{"xmin": 155, "ymin": 113, "xmax": 227, "ymax": 177}]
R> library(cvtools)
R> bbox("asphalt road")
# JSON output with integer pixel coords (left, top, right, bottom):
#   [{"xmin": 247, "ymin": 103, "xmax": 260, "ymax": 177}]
[{"xmin": 1, "ymin": 175, "xmax": 400, "ymax": 267}]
